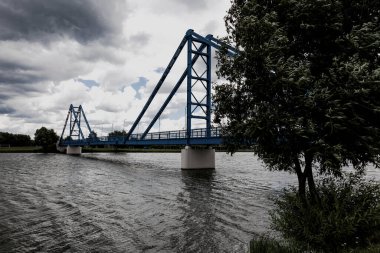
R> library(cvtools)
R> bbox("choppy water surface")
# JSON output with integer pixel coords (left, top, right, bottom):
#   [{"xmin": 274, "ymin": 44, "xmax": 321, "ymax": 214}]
[{"xmin": 0, "ymin": 153, "xmax": 378, "ymax": 252}]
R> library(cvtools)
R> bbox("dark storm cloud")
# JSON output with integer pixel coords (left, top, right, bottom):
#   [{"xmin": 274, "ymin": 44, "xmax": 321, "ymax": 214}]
[
  {"xmin": 0, "ymin": 94, "xmax": 10, "ymax": 100},
  {"xmin": 0, "ymin": 59, "xmax": 45, "ymax": 87},
  {"xmin": 0, "ymin": 83, "xmax": 48, "ymax": 95},
  {"xmin": 0, "ymin": 60, "xmax": 35, "ymax": 71},
  {"xmin": 0, "ymin": 0, "xmax": 127, "ymax": 44},
  {"xmin": 0, "ymin": 0, "xmax": 129, "ymax": 97},
  {"xmin": 0, "ymin": 70, "xmax": 44, "ymax": 85},
  {"xmin": 0, "ymin": 105, "xmax": 16, "ymax": 114}
]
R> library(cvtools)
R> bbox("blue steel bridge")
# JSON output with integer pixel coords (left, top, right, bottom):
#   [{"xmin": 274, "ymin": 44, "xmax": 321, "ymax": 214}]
[
  {"xmin": 62, "ymin": 125, "xmax": 223, "ymax": 146},
  {"xmin": 58, "ymin": 29, "xmax": 237, "ymax": 150}
]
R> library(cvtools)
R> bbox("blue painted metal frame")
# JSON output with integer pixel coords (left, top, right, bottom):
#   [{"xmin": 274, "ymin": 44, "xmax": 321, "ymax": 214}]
[
  {"xmin": 125, "ymin": 29, "xmax": 235, "ymax": 145},
  {"xmin": 59, "ymin": 29, "xmax": 237, "ymax": 148},
  {"xmin": 140, "ymin": 41, "xmax": 209, "ymax": 140},
  {"xmin": 62, "ymin": 127, "xmax": 222, "ymax": 147},
  {"xmin": 124, "ymin": 35, "xmax": 188, "ymax": 141},
  {"xmin": 187, "ymin": 34, "xmax": 212, "ymax": 141},
  {"xmin": 59, "ymin": 104, "xmax": 93, "ymax": 144},
  {"xmin": 186, "ymin": 32, "xmax": 192, "ymax": 144}
]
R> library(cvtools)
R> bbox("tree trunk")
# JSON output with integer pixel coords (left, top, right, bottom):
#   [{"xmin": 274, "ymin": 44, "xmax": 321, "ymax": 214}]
[
  {"xmin": 298, "ymin": 173, "xmax": 307, "ymax": 200},
  {"xmin": 293, "ymin": 157, "xmax": 306, "ymax": 200},
  {"xmin": 304, "ymin": 152, "xmax": 318, "ymax": 204}
]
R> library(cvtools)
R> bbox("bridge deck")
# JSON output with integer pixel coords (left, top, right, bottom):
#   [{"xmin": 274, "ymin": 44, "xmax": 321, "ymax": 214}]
[{"xmin": 61, "ymin": 128, "xmax": 223, "ymax": 147}]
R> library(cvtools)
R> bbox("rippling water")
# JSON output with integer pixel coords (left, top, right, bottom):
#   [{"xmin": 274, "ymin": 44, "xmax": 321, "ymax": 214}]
[{"xmin": 0, "ymin": 153, "xmax": 378, "ymax": 252}]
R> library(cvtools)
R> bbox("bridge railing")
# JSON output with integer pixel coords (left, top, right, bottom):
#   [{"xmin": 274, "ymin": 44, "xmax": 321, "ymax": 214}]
[
  {"xmin": 62, "ymin": 127, "xmax": 222, "ymax": 146},
  {"xmin": 138, "ymin": 127, "xmax": 221, "ymax": 140}
]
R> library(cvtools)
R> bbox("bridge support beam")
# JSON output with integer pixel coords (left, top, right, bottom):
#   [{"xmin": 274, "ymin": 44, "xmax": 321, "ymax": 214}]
[
  {"xmin": 181, "ymin": 146, "xmax": 215, "ymax": 169},
  {"xmin": 66, "ymin": 146, "xmax": 82, "ymax": 155}
]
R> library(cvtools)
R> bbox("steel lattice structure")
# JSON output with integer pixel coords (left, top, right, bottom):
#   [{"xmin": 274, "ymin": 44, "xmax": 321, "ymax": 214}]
[{"xmin": 59, "ymin": 30, "xmax": 237, "ymax": 147}]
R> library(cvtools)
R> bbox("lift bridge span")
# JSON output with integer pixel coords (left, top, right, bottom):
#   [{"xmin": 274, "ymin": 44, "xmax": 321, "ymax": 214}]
[{"xmin": 58, "ymin": 29, "xmax": 238, "ymax": 169}]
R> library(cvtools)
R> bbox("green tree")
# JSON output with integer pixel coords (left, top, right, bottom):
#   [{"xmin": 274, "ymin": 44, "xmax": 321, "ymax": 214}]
[
  {"xmin": 34, "ymin": 127, "xmax": 59, "ymax": 152},
  {"xmin": 108, "ymin": 130, "xmax": 127, "ymax": 137},
  {"xmin": 215, "ymin": 0, "xmax": 380, "ymax": 199},
  {"xmin": 0, "ymin": 132, "xmax": 33, "ymax": 146}
]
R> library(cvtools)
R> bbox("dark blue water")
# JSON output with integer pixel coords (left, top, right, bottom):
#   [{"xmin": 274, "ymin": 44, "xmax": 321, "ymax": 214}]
[{"xmin": 0, "ymin": 152, "xmax": 378, "ymax": 252}]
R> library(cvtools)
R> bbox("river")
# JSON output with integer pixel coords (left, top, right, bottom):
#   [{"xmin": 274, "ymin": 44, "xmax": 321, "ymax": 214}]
[{"xmin": 0, "ymin": 152, "xmax": 378, "ymax": 252}]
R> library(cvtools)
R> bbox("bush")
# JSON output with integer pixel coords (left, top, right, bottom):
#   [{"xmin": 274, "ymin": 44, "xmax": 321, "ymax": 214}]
[
  {"xmin": 271, "ymin": 174, "xmax": 380, "ymax": 252},
  {"xmin": 249, "ymin": 236, "xmax": 302, "ymax": 253}
]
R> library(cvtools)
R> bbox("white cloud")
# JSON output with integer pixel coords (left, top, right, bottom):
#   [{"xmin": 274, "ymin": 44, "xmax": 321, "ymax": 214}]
[{"xmin": 0, "ymin": 0, "xmax": 231, "ymax": 138}]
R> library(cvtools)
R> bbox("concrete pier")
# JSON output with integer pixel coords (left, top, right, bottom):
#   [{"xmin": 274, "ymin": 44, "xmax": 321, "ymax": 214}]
[
  {"xmin": 181, "ymin": 146, "xmax": 215, "ymax": 169},
  {"xmin": 66, "ymin": 146, "xmax": 82, "ymax": 155}
]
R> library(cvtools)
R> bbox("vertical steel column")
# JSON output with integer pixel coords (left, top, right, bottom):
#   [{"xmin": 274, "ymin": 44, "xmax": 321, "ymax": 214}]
[
  {"xmin": 206, "ymin": 44, "xmax": 212, "ymax": 138},
  {"xmin": 69, "ymin": 106, "xmax": 73, "ymax": 136},
  {"xmin": 186, "ymin": 36, "xmax": 192, "ymax": 143},
  {"xmin": 78, "ymin": 108, "xmax": 81, "ymax": 140}
]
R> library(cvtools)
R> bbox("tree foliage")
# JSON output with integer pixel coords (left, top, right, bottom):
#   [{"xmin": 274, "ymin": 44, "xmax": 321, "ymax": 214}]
[
  {"xmin": 0, "ymin": 132, "xmax": 33, "ymax": 146},
  {"xmin": 215, "ymin": 0, "xmax": 380, "ymax": 197},
  {"xmin": 271, "ymin": 175, "xmax": 380, "ymax": 252},
  {"xmin": 108, "ymin": 130, "xmax": 127, "ymax": 137},
  {"xmin": 34, "ymin": 127, "xmax": 59, "ymax": 152}
]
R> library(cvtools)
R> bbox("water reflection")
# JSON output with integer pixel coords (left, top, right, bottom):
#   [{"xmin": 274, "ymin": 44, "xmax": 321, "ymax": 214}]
[
  {"xmin": 179, "ymin": 170, "xmax": 219, "ymax": 252},
  {"xmin": 0, "ymin": 153, "xmax": 324, "ymax": 252}
]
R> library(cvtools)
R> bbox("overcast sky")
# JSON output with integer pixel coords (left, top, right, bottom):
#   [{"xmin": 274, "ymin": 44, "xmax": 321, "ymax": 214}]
[{"xmin": 0, "ymin": 0, "xmax": 230, "ymax": 138}]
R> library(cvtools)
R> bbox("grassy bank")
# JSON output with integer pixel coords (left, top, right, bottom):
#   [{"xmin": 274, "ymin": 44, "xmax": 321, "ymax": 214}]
[{"xmin": 249, "ymin": 237, "xmax": 380, "ymax": 253}]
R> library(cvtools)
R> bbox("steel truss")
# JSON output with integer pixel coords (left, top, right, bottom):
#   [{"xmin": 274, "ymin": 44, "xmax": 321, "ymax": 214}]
[
  {"xmin": 124, "ymin": 29, "xmax": 237, "ymax": 145},
  {"xmin": 59, "ymin": 30, "xmax": 237, "ymax": 147},
  {"xmin": 59, "ymin": 104, "xmax": 93, "ymax": 144}
]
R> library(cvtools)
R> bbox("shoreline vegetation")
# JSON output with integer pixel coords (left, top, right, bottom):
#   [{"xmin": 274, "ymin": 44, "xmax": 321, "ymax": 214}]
[
  {"xmin": 249, "ymin": 174, "xmax": 380, "ymax": 253},
  {"xmin": 249, "ymin": 237, "xmax": 380, "ymax": 253}
]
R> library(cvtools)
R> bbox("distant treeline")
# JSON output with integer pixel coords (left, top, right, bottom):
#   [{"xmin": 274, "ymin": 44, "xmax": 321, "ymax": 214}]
[{"xmin": 0, "ymin": 132, "xmax": 34, "ymax": 147}]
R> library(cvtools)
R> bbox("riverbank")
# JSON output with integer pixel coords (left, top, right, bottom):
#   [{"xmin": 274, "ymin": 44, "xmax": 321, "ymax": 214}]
[
  {"xmin": 249, "ymin": 237, "xmax": 380, "ymax": 253},
  {"xmin": 0, "ymin": 146, "xmax": 42, "ymax": 153}
]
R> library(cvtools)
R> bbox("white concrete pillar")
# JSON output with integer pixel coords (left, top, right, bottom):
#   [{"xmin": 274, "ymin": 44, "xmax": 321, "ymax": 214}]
[
  {"xmin": 181, "ymin": 146, "xmax": 215, "ymax": 169},
  {"xmin": 66, "ymin": 146, "xmax": 82, "ymax": 155}
]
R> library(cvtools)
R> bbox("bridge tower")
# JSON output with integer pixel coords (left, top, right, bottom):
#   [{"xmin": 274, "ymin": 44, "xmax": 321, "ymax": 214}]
[
  {"xmin": 58, "ymin": 29, "xmax": 237, "ymax": 168},
  {"xmin": 123, "ymin": 29, "xmax": 237, "ymax": 169},
  {"xmin": 58, "ymin": 104, "xmax": 93, "ymax": 155},
  {"xmin": 182, "ymin": 30, "xmax": 214, "ymax": 169}
]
